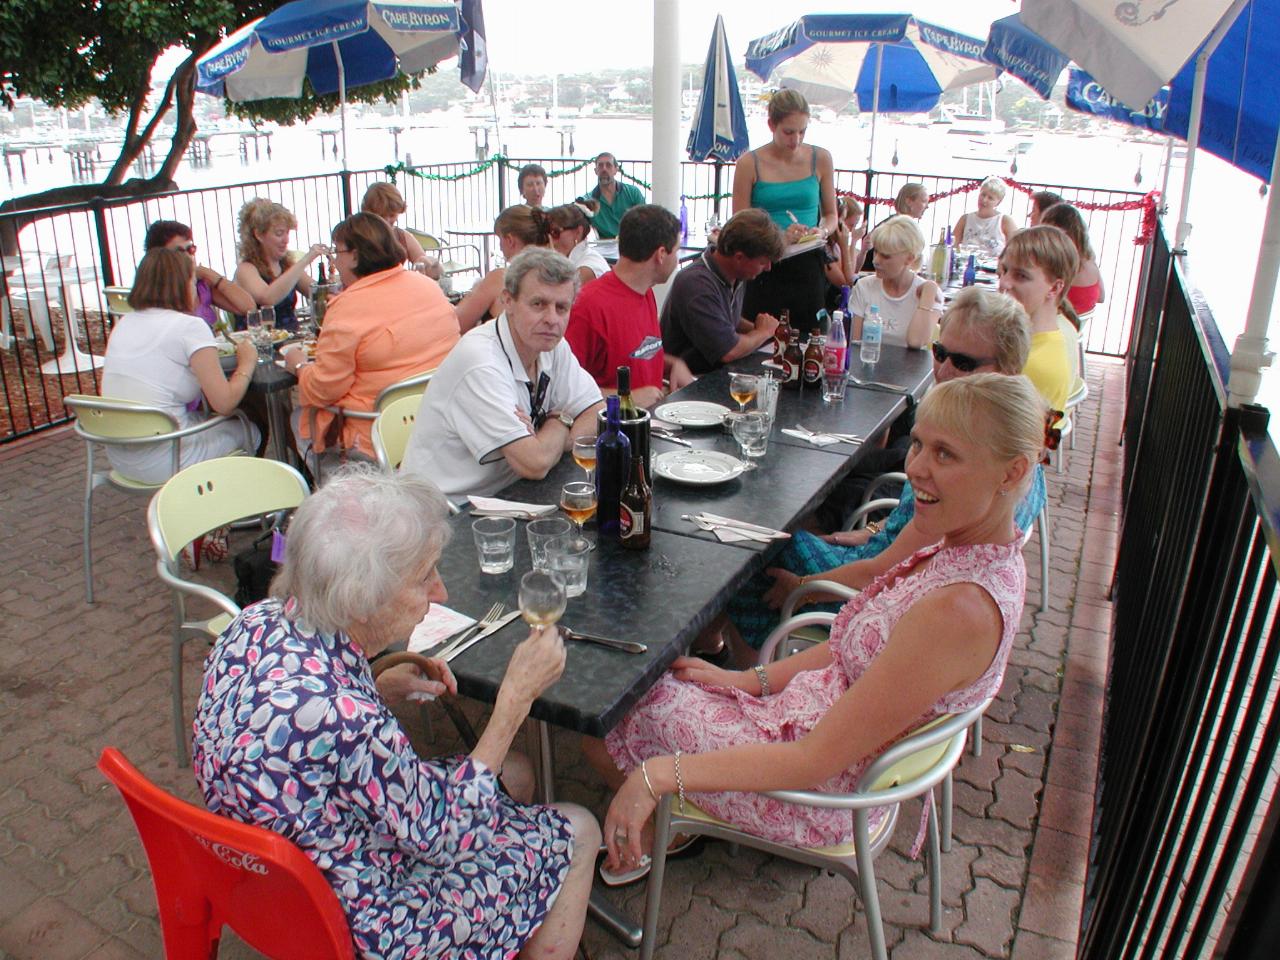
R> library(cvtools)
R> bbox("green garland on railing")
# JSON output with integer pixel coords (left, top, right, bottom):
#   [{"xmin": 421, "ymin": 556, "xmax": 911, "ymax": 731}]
[
  {"xmin": 382, "ymin": 154, "xmax": 731, "ymax": 202},
  {"xmin": 383, "ymin": 156, "xmax": 501, "ymax": 183}
]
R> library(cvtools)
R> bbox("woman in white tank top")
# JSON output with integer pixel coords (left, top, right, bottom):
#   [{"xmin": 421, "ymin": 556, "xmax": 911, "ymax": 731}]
[{"xmin": 954, "ymin": 176, "xmax": 1017, "ymax": 256}]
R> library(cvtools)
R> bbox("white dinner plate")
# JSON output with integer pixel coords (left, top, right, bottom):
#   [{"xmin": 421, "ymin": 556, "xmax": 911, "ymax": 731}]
[
  {"xmin": 653, "ymin": 401, "xmax": 730, "ymax": 428},
  {"xmin": 653, "ymin": 449, "xmax": 746, "ymax": 486}
]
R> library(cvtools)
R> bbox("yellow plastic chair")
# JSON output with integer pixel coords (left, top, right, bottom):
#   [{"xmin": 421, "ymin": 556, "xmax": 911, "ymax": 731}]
[
  {"xmin": 371, "ymin": 394, "xmax": 421, "ymax": 471},
  {"xmin": 638, "ymin": 698, "xmax": 989, "ymax": 960},
  {"xmin": 64, "ymin": 395, "xmax": 252, "ymax": 605},
  {"xmin": 103, "ymin": 286, "xmax": 133, "ymax": 319},
  {"xmin": 305, "ymin": 370, "xmax": 433, "ymax": 483},
  {"xmin": 147, "ymin": 456, "xmax": 310, "ymax": 762},
  {"xmin": 403, "ymin": 228, "xmax": 482, "ymax": 278}
]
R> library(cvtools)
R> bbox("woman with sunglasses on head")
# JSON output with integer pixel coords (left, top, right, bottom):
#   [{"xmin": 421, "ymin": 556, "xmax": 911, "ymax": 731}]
[
  {"xmin": 453, "ymin": 205, "xmax": 553, "ymax": 333},
  {"xmin": 547, "ymin": 200, "xmax": 607, "ymax": 287},
  {"xmin": 143, "ymin": 220, "xmax": 256, "ymax": 329},
  {"xmin": 711, "ymin": 288, "xmax": 1048, "ymax": 663}
]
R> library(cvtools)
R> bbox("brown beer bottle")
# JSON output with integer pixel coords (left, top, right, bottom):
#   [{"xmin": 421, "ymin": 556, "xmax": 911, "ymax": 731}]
[
  {"xmin": 774, "ymin": 309, "xmax": 792, "ymax": 361},
  {"xmin": 619, "ymin": 441, "xmax": 651, "ymax": 550},
  {"xmin": 781, "ymin": 330, "xmax": 804, "ymax": 390},
  {"xmin": 803, "ymin": 335, "xmax": 825, "ymax": 388}
]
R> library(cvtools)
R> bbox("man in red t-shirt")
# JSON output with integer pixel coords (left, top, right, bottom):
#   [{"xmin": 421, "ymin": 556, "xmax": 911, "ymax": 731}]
[{"xmin": 566, "ymin": 204, "xmax": 695, "ymax": 407}]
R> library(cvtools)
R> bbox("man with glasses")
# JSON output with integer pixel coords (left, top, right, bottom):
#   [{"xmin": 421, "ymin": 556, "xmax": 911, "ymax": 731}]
[
  {"xmin": 402, "ymin": 248, "xmax": 603, "ymax": 499},
  {"xmin": 581, "ymin": 152, "xmax": 645, "ymax": 240}
]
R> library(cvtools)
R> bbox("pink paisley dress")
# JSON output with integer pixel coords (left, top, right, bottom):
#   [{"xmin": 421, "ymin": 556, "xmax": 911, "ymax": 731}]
[{"xmin": 605, "ymin": 539, "xmax": 1025, "ymax": 848}]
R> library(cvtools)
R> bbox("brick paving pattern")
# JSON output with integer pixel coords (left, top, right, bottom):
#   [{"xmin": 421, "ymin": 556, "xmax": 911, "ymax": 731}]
[{"xmin": 0, "ymin": 360, "xmax": 1122, "ymax": 959}]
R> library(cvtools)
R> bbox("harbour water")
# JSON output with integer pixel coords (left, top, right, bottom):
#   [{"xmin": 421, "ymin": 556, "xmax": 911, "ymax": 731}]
[{"xmin": 2, "ymin": 107, "xmax": 1274, "ymax": 348}]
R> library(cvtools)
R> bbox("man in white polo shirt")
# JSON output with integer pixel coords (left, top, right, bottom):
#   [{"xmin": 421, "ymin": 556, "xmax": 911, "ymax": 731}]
[{"xmin": 402, "ymin": 248, "xmax": 604, "ymax": 499}]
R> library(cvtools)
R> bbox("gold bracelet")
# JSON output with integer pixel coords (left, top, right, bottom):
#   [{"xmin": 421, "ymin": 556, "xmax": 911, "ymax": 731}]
[
  {"xmin": 866, "ymin": 520, "xmax": 883, "ymax": 535},
  {"xmin": 640, "ymin": 760, "xmax": 658, "ymax": 802}
]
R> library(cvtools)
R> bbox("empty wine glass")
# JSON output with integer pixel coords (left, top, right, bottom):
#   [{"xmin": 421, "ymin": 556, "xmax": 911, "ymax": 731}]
[
  {"xmin": 732, "ymin": 412, "xmax": 769, "ymax": 471},
  {"xmin": 572, "ymin": 435, "xmax": 597, "ymax": 483},
  {"xmin": 519, "ymin": 570, "xmax": 567, "ymax": 628},
  {"xmin": 728, "ymin": 373, "xmax": 758, "ymax": 414},
  {"xmin": 560, "ymin": 481, "xmax": 597, "ymax": 547}
]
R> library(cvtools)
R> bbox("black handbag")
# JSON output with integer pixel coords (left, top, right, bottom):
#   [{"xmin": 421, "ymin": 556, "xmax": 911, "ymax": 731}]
[{"xmin": 233, "ymin": 527, "xmax": 282, "ymax": 607}]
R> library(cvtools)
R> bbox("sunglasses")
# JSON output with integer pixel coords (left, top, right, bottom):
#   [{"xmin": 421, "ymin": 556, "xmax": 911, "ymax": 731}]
[
  {"xmin": 931, "ymin": 341, "xmax": 996, "ymax": 373},
  {"xmin": 178, "ymin": 242, "xmax": 197, "ymax": 255}
]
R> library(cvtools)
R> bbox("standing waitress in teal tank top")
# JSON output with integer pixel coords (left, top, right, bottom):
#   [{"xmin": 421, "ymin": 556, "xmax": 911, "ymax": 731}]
[{"xmin": 732, "ymin": 89, "xmax": 838, "ymax": 335}]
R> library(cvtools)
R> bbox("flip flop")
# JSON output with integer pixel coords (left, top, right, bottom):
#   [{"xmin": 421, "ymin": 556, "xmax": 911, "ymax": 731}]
[{"xmin": 597, "ymin": 835, "xmax": 703, "ymax": 887}]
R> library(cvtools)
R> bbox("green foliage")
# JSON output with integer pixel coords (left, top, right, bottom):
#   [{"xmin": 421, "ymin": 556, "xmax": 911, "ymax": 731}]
[
  {"xmin": 0, "ymin": 0, "xmax": 274, "ymax": 112},
  {"xmin": 227, "ymin": 69, "xmax": 431, "ymax": 125}
]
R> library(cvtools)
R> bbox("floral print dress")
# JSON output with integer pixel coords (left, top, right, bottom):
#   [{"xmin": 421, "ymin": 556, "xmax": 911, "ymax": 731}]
[
  {"xmin": 193, "ymin": 599, "xmax": 574, "ymax": 960},
  {"xmin": 606, "ymin": 539, "xmax": 1025, "ymax": 849}
]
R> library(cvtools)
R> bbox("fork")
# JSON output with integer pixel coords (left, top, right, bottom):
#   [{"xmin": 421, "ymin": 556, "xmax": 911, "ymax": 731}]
[
  {"xmin": 847, "ymin": 375, "xmax": 909, "ymax": 393},
  {"xmin": 435, "ymin": 602, "xmax": 503, "ymax": 655}
]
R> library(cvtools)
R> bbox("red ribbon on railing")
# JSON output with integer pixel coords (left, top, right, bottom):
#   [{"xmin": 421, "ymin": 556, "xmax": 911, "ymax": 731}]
[{"xmin": 838, "ymin": 177, "xmax": 1162, "ymax": 245}]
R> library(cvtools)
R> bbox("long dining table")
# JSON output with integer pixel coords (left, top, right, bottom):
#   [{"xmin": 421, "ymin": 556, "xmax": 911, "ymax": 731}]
[{"xmin": 420, "ymin": 344, "xmax": 934, "ymax": 945}]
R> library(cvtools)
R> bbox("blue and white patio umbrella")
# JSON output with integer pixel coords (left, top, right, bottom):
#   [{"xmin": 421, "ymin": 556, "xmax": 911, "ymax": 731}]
[
  {"xmin": 197, "ymin": 0, "xmax": 484, "ymax": 165},
  {"xmin": 686, "ymin": 15, "xmax": 749, "ymax": 165},
  {"xmin": 980, "ymin": 13, "xmax": 1069, "ymax": 101},
  {"xmin": 745, "ymin": 14, "xmax": 994, "ymax": 166}
]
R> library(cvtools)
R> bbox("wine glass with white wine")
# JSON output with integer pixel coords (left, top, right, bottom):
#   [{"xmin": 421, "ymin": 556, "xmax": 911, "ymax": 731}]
[
  {"xmin": 728, "ymin": 372, "xmax": 758, "ymax": 414},
  {"xmin": 519, "ymin": 570, "xmax": 567, "ymax": 629}
]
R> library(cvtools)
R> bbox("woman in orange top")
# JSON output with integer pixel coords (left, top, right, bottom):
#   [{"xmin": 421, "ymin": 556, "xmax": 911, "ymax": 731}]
[{"xmin": 282, "ymin": 213, "xmax": 460, "ymax": 460}]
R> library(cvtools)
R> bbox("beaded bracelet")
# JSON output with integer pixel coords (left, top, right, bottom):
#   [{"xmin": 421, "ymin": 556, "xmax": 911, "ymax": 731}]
[
  {"xmin": 753, "ymin": 664, "xmax": 771, "ymax": 697},
  {"xmin": 640, "ymin": 760, "xmax": 658, "ymax": 802},
  {"xmin": 673, "ymin": 751, "xmax": 686, "ymax": 813}
]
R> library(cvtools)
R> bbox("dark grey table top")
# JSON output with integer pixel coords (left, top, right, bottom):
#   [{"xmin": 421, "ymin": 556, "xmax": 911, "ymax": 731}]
[
  {"xmin": 433, "ymin": 523, "xmax": 757, "ymax": 737},
  {"xmin": 435, "ymin": 343, "xmax": 935, "ymax": 736}
]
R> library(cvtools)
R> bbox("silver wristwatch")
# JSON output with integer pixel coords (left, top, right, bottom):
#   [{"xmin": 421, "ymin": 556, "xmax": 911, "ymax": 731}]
[{"xmin": 557, "ymin": 411, "xmax": 574, "ymax": 428}]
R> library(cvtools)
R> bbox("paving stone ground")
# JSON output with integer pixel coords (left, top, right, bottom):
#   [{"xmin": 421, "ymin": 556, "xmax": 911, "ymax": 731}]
[{"xmin": 0, "ymin": 360, "xmax": 1122, "ymax": 959}]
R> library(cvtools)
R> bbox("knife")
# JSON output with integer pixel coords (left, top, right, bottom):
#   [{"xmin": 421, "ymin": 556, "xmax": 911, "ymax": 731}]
[
  {"xmin": 651, "ymin": 429, "xmax": 693, "ymax": 447},
  {"xmin": 560, "ymin": 626, "xmax": 648, "ymax": 654},
  {"xmin": 437, "ymin": 609, "xmax": 521, "ymax": 661}
]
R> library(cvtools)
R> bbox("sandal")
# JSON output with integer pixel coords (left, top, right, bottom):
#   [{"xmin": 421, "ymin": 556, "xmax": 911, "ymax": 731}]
[{"xmin": 598, "ymin": 835, "xmax": 703, "ymax": 887}]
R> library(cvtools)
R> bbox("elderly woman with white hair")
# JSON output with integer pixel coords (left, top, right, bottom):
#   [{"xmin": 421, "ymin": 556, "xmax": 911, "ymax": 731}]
[
  {"xmin": 953, "ymin": 175, "xmax": 1018, "ymax": 256},
  {"xmin": 193, "ymin": 466, "xmax": 599, "ymax": 960}
]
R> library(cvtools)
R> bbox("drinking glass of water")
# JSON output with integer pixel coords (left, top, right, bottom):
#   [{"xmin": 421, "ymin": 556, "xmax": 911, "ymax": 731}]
[
  {"xmin": 472, "ymin": 516, "xmax": 516, "ymax": 574},
  {"xmin": 732, "ymin": 412, "xmax": 770, "ymax": 469},
  {"xmin": 546, "ymin": 536, "xmax": 590, "ymax": 598}
]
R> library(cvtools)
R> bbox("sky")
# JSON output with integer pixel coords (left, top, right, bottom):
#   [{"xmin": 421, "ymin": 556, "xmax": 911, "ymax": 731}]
[{"xmin": 482, "ymin": 1, "xmax": 1021, "ymax": 74}]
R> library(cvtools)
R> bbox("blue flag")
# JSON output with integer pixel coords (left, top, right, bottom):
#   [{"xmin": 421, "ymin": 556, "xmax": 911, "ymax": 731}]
[{"xmin": 459, "ymin": 0, "xmax": 487, "ymax": 94}]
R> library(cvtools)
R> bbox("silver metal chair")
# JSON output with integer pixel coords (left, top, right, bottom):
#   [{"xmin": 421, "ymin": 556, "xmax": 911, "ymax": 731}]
[
  {"xmin": 146, "ymin": 456, "xmax": 310, "ymax": 762},
  {"xmin": 639, "ymin": 699, "xmax": 990, "ymax": 960},
  {"xmin": 64, "ymin": 395, "xmax": 252, "ymax": 604}
]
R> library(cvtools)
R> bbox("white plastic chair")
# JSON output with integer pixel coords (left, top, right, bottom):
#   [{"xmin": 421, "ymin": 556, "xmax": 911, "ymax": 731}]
[
  {"xmin": 638, "ymin": 698, "xmax": 989, "ymax": 960},
  {"xmin": 65, "ymin": 395, "xmax": 252, "ymax": 605},
  {"xmin": 147, "ymin": 456, "xmax": 310, "ymax": 762}
]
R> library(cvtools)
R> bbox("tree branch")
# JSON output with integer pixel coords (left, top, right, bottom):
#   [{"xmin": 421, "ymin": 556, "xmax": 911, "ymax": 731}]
[{"xmin": 157, "ymin": 54, "xmax": 200, "ymax": 183}]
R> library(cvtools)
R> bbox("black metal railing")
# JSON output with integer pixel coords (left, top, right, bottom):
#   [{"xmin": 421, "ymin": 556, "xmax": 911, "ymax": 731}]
[
  {"xmin": 1080, "ymin": 220, "xmax": 1280, "ymax": 959},
  {"xmin": 0, "ymin": 156, "xmax": 1147, "ymax": 443}
]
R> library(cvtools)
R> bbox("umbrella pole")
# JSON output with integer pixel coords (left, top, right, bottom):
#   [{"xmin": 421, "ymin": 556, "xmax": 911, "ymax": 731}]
[
  {"xmin": 1174, "ymin": 0, "xmax": 1249, "ymax": 252},
  {"xmin": 867, "ymin": 43, "xmax": 883, "ymax": 171},
  {"xmin": 1227, "ymin": 130, "xmax": 1280, "ymax": 407},
  {"xmin": 333, "ymin": 41, "xmax": 348, "ymax": 170},
  {"xmin": 1158, "ymin": 136, "xmax": 1174, "ymax": 214}
]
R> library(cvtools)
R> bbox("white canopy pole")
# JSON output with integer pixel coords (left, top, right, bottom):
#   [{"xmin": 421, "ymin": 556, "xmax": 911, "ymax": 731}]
[
  {"xmin": 1226, "ymin": 131, "xmax": 1280, "ymax": 407},
  {"xmin": 333, "ymin": 41, "xmax": 348, "ymax": 169},
  {"xmin": 651, "ymin": 0, "xmax": 681, "ymax": 212},
  {"xmin": 1174, "ymin": 0, "xmax": 1249, "ymax": 252},
  {"xmin": 867, "ymin": 43, "xmax": 883, "ymax": 170}
]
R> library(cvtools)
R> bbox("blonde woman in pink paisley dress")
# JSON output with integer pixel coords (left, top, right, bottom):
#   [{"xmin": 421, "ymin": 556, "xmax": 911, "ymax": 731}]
[{"xmin": 584, "ymin": 374, "xmax": 1047, "ymax": 876}]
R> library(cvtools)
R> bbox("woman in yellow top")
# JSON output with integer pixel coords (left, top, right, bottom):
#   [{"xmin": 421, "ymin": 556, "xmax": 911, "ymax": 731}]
[
  {"xmin": 996, "ymin": 226, "xmax": 1079, "ymax": 415},
  {"xmin": 281, "ymin": 213, "xmax": 460, "ymax": 463}
]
